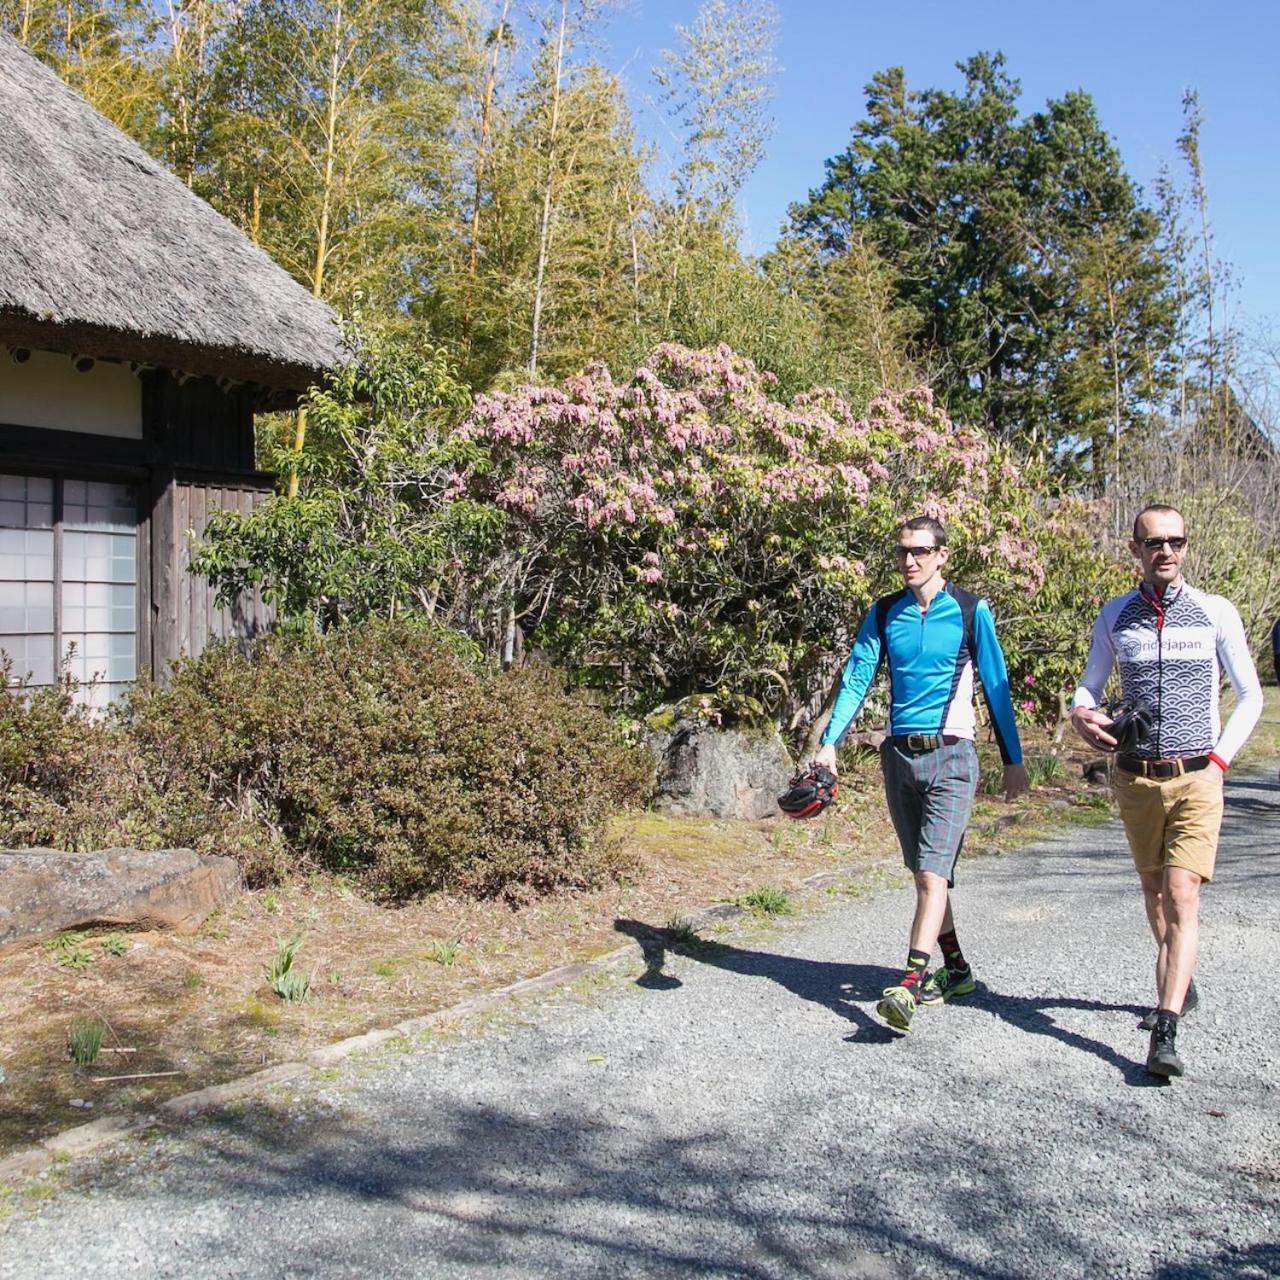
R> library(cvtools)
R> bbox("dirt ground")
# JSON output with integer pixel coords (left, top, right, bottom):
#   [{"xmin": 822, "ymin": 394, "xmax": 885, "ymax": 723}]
[{"xmin": 0, "ymin": 737, "xmax": 1156, "ymax": 1157}]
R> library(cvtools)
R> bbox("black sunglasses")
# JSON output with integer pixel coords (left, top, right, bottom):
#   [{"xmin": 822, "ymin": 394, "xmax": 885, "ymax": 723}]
[
  {"xmin": 1139, "ymin": 536, "xmax": 1187, "ymax": 551},
  {"xmin": 894, "ymin": 545, "xmax": 939, "ymax": 559}
]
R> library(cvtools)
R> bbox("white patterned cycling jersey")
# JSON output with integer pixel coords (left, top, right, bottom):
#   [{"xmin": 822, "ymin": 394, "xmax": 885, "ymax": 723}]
[{"xmin": 1072, "ymin": 580, "xmax": 1263, "ymax": 763}]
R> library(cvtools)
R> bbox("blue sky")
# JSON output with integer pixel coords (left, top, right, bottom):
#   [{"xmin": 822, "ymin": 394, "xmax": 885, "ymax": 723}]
[{"xmin": 601, "ymin": 0, "xmax": 1279, "ymax": 331}]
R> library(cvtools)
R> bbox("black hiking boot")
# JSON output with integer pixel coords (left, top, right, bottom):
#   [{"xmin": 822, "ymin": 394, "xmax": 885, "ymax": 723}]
[{"xmin": 1146, "ymin": 1013, "xmax": 1184, "ymax": 1078}]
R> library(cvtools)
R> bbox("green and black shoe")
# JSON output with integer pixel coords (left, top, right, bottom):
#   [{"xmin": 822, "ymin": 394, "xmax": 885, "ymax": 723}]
[
  {"xmin": 876, "ymin": 984, "xmax": 918, "ymax": 1031},
  {"xmin": 917, "ymin": 965, "xmax": 976, "ymax": 1007}
]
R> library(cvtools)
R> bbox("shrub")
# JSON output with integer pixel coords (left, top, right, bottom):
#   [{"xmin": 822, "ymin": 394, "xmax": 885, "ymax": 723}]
[
  {"xmin": 454, "ymin": 344, "xmax": 1109, "ymax": 731},
  {"xmin": 123, "ymin": 622, "xmax": 652, "ymax": 900},
  {"xmin": 0, "ymin": 664, "xmax": 146, "ymax": 852}
]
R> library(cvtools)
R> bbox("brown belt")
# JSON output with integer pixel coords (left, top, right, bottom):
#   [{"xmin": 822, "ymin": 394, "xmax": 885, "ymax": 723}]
[
  {"xmin": 889, "ymin": 733, "xmax": 963, "ymax": 753},
  {"xmin": 1116, "ymin": 753, "xmax": 1211, "ymax": 780}
]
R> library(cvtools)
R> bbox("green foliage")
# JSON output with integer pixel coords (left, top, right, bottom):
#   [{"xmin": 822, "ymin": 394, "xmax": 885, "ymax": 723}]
[
  {"xmin": 101, "ymin": 934, "xmax": 129, "ymax": 957},
  {"xmin": 67, "ymin": 1018, "xmax": 105, "ymax": 1067},
  {"xmin": 192, "ymin": 329, "xmax": 481, "ymax": 628},
  {"xmin": 1023, "ymin": 752, "xmax": 1064, "ymax": 787},
  {"xmin": 429, "ymin": 939, "xmax": 460, "ymax": 966},
  {"xmin": 2, "ymin": 621, "xmax": 651, "ymax": 902},
  {"xmin": 736, "ymin": 886, "xmax": 793, "ymax": 917},
  {"xmin": 268, "ymin": 935, "xmax": 310, "ymax": 1003},
  {"xmin": 783, "ymin": 52, "xmax": 1177, "ymax": 470},
  {"xmin": 458, "ymin": 343, "xmax": 1111, "ymax": 731}
]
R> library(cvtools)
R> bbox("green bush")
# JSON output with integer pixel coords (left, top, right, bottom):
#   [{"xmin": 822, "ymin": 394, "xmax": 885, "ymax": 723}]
[{"xmin": 1, "ymin": 625, "xmax": 652, "ymax": 901}]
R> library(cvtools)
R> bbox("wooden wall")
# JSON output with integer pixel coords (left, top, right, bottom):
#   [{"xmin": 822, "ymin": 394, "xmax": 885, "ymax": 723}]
[{"xmin": 147, "ymin": 475, "xmax": 274, "ymax": 678}]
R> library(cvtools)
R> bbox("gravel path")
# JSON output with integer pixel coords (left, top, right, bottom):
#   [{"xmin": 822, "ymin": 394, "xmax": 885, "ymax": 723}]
[{"xmin": 3, "ymin": 776, "xmax": 1279, "ymax": 1280}]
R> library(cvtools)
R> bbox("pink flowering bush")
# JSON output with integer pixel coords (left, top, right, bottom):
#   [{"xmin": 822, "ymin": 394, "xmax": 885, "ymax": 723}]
[{"xmin": 453, "ymin": 343, "xmax": 1095, "ymax": 729}]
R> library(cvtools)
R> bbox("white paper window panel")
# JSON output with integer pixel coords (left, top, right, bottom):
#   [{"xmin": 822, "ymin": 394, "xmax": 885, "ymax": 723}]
[
  {"xmin": 60, "ymin": 581, "xmax": 134, "ymax": 634},
  {"xmin": 64, "ymin": 631, "xmax": 135, "ymax": 683},
  {"xmin": 75, "ymin": 679, "xmax": 132, "ymax": 713},
  {"xmin": 0, "ymin": 634, "xmax": 56, "ymax": 686},
  {"xmin": 63, "ymin": 480, "xmax": 137, "ymax": 531},
  {"xmin": 61, "ymin": 530, "xmax": 137, "ymax": 585},
  {"xmin": 0, "ymin": 475, "xmax": 55, "ymax": 526},
  {"xmin": 0, "ymin": 580, "xmax": 55, "ymax": 633},
  {"xmin": 0, "ymin": 528, "xmax": 55, "ymax": 581}
]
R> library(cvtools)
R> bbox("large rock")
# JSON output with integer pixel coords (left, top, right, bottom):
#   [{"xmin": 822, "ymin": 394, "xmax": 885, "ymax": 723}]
[
  {"xmin": 647, "ymin": 718, "xmax": 794, "ymax": 820},
  {"xmin": 0, "ymin": 848, "xmax": 242, "ymax": 952}
]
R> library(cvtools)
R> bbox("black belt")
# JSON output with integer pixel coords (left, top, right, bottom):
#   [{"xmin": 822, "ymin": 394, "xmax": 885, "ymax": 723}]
[
  {"xmin": 1116, "ymin": 753, "xmax": 1211, "ymax": 779},
  {"xmin": 888, "ymin": 733, "xmax": 963, "ymax": 753}
]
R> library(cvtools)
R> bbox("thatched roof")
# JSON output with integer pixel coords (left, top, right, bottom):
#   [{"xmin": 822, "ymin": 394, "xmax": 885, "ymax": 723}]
[{"xmin": 0, "ymin": 33, "xmax": 344, "ymax": 393}]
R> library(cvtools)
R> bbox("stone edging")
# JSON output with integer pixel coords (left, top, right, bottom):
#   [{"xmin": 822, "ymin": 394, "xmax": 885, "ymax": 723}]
[{"xmin": 0, "ymin": 858, "xmax": 912, "ymax": 1189}]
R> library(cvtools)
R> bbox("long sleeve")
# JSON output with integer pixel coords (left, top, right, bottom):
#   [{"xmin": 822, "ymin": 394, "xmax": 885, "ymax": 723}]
[
  {"xmin": 1214, "ymin": 602, "xmax": 1263, "ymax": 764},
  {"xmin": 1072, "ymin": 609, "xmax": 1117, "ymax": 711},
  {"xmin": 820, "ymin": 606, "xmax": 883, "ymax": 747},
  {"xmin": 971, "ymin": 600, "xmax": 1023, "ymax": 766}
]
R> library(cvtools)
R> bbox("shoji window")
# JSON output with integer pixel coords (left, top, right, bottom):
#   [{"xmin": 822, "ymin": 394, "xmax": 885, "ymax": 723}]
[{"xmin": 0, "ymin": 474, "xmax": 138, "ymax": 708}]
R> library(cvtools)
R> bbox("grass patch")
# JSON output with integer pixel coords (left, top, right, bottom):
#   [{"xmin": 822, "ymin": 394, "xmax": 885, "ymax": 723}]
[
  {"xmin": 429, "ymin": 939, "xmax": 460, "ymax": 966},
  {"xmin": 67, "ymin": 1018, "xmax": 104, "ymax": 1066},
  {"xmin": 736, "ymin": 885, "xmax": 794, "ymax": 917},
  {"xmin": 101, "ymin": 934, "xmax": 129, "ymax": 957}
]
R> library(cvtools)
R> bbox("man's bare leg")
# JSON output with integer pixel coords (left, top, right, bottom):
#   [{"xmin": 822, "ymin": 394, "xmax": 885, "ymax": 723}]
[
  {"xmin": 909, "ymin": 870, "xmax": 951, "ymax": 956},
  {"xmin": 1156, "ymin": 866, "xmax": 1201, "ymax": 1013}
]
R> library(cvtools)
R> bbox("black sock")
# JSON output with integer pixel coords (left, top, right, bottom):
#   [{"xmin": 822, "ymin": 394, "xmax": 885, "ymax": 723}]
[
  {"xmin": 938, "ymin": 929, "xmax": 968, "ymax": 973},
  {"xmin": 900, "ymin": 948, "xmax": 930, "ymax": 990}
]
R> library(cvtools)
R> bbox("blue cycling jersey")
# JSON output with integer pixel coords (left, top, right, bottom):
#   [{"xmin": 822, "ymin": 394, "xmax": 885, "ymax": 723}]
[{"xmin": 820, "ymin": 582, "xmax": 1023, "ymax": 766}]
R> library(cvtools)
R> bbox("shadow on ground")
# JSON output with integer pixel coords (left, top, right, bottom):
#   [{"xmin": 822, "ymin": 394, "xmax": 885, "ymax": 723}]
[{"xmin": 613, "ymin": 919, "xmax": 1161, "ymax": 1086}]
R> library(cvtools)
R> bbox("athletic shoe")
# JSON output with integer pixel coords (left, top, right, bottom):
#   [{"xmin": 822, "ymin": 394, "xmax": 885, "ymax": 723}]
[
  {"xmin": 1139, "ymin": 978, "xmax": 1199, "ymax": 1031},
  {"xmin": 1146, "ymin": 1017, "xmax": 1184, "ymax": 1078},
  {"xmin": 877, "ymin": 984, "xmax": 917, "ymax": 1031},
  {"xmin": 917, "ymin": 965, "xmax": 976, "ymax": 1007}
]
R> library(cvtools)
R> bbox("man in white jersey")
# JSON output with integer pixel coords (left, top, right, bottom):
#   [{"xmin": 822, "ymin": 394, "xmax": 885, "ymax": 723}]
[{"xmin": 1070, "ymin": 505, "xmax": 1262, "ymax": 1079}]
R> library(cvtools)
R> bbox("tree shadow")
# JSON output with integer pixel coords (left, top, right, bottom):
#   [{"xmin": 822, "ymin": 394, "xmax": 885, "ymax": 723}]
[{"xmin": 614, "ymin": 918, "xmax": 1163, "ymax": 1084}]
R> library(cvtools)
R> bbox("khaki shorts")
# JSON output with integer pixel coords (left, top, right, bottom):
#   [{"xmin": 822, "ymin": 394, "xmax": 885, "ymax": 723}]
[{"xmin": 1113, "ymin": 765, "xmax": 1224, "ymax": 881}]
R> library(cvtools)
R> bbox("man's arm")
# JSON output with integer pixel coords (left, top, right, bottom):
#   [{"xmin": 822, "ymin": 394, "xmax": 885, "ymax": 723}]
[
  {"xmin": 971, "ymin": 600, "xmax": 1027, "ymax": 800},
  {"xmin": 971, "ymin": 600, "xmax": 1023, "ymax": 766},
  {"xmin": 1211, "ymin": 601, "xmax": 1263, "ymax": 767},
  {"xmin": 1069, "ymin": 609, "xmax": 1119, "ymax": 751},
  {"xmin": 812, "ymin": 606, "xmax": 883, "ymax": 772}
]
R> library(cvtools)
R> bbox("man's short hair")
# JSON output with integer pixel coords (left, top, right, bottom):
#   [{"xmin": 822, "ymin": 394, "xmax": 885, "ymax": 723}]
[
  {"xmin": 1132, "ymin": 504, "xmax": 1185, "ymax": 540},
  {"xmin": 898, "ymin": 515, "xmax": 947, "ymax": 547}
]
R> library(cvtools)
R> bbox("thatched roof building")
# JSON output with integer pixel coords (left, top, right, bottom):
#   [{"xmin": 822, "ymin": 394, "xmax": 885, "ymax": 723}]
[
  {"xmin": 0, "ymin": 31, "xmax": 343, "ymax": 393},
  {"xmin": 1, "ymin": 33, "xmax": 345, "ymax": 702}
]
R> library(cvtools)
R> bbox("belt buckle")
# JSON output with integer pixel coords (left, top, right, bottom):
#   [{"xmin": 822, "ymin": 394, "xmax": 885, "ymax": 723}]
[
  {"xmin": 1150, "ymin": 760, "xmax": 1180, "ymax": 780},
  {"xmin": 906, "ymin": 733, "xmax": 936, "ymax": 752}
]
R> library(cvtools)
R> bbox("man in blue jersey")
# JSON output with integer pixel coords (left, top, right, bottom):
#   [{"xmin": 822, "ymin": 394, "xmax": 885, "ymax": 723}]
[
  {"xmin": 814, "ymin": 515, "xmax": 1028, "ymax": 1033},
  {"xmin": 1070, "ymin": 504, "xmax": 1262, "ymax": 1078}
]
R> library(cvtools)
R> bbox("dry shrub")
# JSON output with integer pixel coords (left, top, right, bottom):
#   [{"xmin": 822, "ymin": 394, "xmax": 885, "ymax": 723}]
[{"xmin": 1, "ymin": 624, "xmax": 651, "ymax": 900}]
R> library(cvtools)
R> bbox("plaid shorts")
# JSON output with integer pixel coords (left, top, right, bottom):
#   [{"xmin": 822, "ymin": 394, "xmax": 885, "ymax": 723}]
[{"xmin": 879, "ymin": 738, "xmax": 979, "ymax": 886}]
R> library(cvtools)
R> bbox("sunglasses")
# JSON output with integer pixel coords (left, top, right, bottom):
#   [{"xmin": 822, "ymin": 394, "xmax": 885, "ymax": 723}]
[
  {"xmin": 1138, "ymin": 536, "xmax": 1187, "ymax": 551},
  {"xmin": 894, "ymin": 545, "xmax": 939, "ymax": 560}
]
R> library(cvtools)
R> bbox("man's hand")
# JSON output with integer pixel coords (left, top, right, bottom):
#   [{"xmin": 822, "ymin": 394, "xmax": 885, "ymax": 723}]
[
  {"xmin": 1069, "ymin": 706, "xmax": 1118, "ymax": 752},
  {"xmin": 1002, "ymin": 762, "xmax": 1029, "ymax": 802},
  {"xmin": 813, "ymin": 742, "xmax": 838, "ymax": 776}
]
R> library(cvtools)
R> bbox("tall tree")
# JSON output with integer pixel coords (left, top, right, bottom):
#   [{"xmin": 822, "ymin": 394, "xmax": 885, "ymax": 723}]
[
  {"xmin": 1, "ymin": 0, "xmax": 155, "ymax": 133},
  {"xmin": 784, "ymin": 53, "xmax": 1175, "ymax": 466},
  {"xmin": 648, "ymin": 0, "xmax": 778, "ymax": 328}
]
